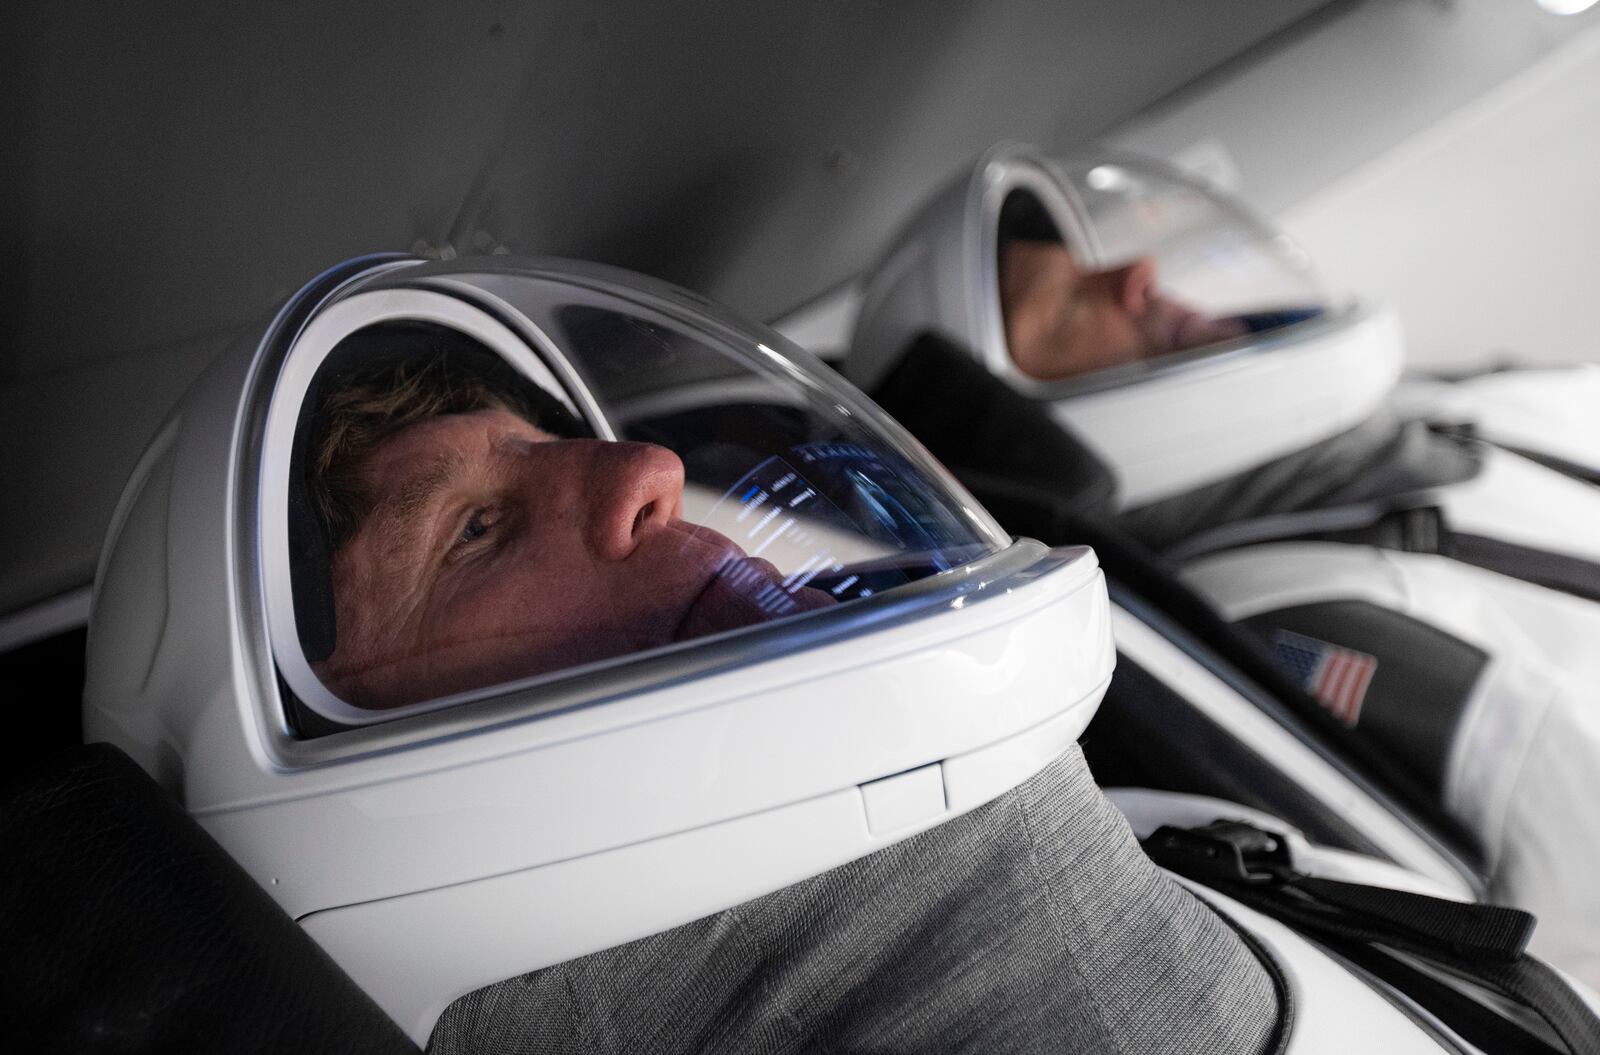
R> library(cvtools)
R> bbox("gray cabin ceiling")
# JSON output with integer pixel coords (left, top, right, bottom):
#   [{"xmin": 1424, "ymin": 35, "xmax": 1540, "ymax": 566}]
[{"xmin": 2, "ymin": 0, "xmax": 1335, "ymax": 614}]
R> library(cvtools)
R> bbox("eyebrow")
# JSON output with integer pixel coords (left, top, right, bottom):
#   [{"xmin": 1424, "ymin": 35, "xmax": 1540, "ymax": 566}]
[
  {"xmin": 363, "ymin": 415, "xmax": 558, "ymax": 548},
  {"xmin": 376, "ymin": 448, "xmax": 469, "ymax": 539}
]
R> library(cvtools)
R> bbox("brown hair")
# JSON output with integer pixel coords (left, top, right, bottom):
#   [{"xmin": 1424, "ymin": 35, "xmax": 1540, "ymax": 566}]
[{"xmin": 306, "ymin": 327, "xmax": 584, "ymax": 549}]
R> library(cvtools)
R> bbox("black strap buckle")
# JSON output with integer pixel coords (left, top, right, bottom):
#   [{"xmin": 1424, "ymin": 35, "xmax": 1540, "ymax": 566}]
[
  {"xmin": 1393, "ymin": 505, "xmax": 1452, "ymax": 555},
  {"xmin": 1143, "ymin": 820, "xmax": 1294, "ymax": 885}
]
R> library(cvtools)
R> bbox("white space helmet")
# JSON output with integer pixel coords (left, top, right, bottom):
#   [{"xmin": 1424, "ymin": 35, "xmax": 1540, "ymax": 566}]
[
  {"xmin": 83, "ymin": 255, "xmax": 1112, "ymax": 1041},
  {"xmin": 847, "ymin": 143, "xmax": 1405, "ymax": 508}
]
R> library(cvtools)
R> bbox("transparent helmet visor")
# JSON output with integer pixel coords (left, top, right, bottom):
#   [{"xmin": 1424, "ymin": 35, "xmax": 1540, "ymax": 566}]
[
  {"xmin": 1056, "ymin": 157, "xmax": 1325, "ymax": 319},
  {"xmin": 991, "ymin": 157, "xmax": 1329, "ymax": 386},
  {"xmin": 275, "ymin": 273, "xmax": 1007, "ymax": 719}
]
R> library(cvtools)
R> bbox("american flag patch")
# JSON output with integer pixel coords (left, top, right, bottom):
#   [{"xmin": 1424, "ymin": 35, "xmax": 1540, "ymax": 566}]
[{"xmin": 1270, "ymin": 629, "xmax": 1378, "ymax": 728}]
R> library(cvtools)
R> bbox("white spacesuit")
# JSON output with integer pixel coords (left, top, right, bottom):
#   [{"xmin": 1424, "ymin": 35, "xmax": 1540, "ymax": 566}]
[
  {"xmin": 81, "ymin": 253, "xmax": 1596, "ymax": 1051},
  {"xmin": 847, "ymin": 143, "xmax": 1600, "ymax": 991},
  {"xmin": 1397, "ymin": 364, "xmax": 1600, "ymax": 484}
]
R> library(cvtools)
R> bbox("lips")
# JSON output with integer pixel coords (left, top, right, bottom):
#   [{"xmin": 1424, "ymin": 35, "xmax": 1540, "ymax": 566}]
[
  {"xmin": 672, "ymin": 537, "xmax": 835, "ymax": 643},
  {"xmin": 1140, "ymin": 296, "xmax": 1248, "ymax": 357}
]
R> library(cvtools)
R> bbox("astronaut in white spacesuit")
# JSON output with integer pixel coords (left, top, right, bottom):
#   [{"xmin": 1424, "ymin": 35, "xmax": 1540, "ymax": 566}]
[
  {"xmin": 77, "ymin": 252, "xmax": 1600, "ymax": 1051},
  {"xmin": 847, "ymin": 144, "xmax": 1600, "ymax": 989}
]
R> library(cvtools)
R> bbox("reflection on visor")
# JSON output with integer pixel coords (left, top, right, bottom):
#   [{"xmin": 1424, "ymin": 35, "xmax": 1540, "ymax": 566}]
[
  {"xmin": 714, "ymin": 455, "xmax": 884, "ymax": 607},
  {"xmin": 697, "ymin": 444, "xmax": 940, "ymax": 614},
  {"xmin": 1056, "ymin": 156, "xmax": 1326, "ymax": 322}
]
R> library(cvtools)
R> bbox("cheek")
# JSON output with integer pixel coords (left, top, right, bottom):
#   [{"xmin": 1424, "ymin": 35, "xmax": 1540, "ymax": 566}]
[
  {"xmin": 1011, "ymin": 283, "xmax": 1062, "ymax": 337},
  {"xmin": 1072, "ymin": 307, "xmax": 1146, "ymax": 369},
  {"xmin": 328, "ymin": 543, "xmax": 412, "ymax": 652},
  {"xmin": 423, "ymin": 525, "xmax": 618, "ymax": 649}
]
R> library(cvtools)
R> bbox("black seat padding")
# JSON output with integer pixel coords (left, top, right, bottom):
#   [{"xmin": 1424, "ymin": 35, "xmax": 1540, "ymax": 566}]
[
  {"xmin": 0, "ymin": 743, "xmax": 417, "ymax": 1054},
  {"xmin": 868, "ymin": 334, "xmax": 1118, "ymax": 524}
]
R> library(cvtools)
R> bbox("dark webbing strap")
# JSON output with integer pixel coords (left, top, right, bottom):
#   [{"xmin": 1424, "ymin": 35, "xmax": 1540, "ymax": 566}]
[
  {"xmin": 1330, "ymin": 939, "xmax": 1567, "ymax": 1055},
  {"xmin": 1284, "ymin": 875, "xmax": 1533, "ymax": 961},
  {"xmin": 1166, "ymin": 492, "xmax": 1600, "ymax": 606},
  {"xmin": 1161, "ymin": 492, "xmax": 1444, "ymax": 564},
  {"xmin": 1147, "ymin": 820, "xmax": 1600, "ymax": 1055},
  {"xmin": 1431, "ymin": 421, "xmax": 1600, "ymax": 487}
]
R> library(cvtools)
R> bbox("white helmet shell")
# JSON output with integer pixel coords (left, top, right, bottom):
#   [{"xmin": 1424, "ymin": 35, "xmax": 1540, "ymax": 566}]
[
  {"xmin": 847, "ymin": 144, "xmax": 1404, "ymax": 508},
  {"xmin": 84, "ymin": 255, "xmax": 1114, "ymax": 1041}
]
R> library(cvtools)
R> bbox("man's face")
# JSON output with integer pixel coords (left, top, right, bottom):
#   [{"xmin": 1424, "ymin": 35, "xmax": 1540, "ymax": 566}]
[
  {"xmin": 999, "ymin": 241, "xmax": 1247, "ymax": 381},
  {"xmin": 317, "ymin": 408, "xmax": 825, "ymax": 708}
]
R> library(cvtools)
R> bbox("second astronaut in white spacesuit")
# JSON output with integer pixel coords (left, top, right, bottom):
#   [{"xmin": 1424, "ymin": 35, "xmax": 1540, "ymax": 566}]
[{"xmin": 847, "ymin": 144, "xmax": 1600, "ymax": 988}]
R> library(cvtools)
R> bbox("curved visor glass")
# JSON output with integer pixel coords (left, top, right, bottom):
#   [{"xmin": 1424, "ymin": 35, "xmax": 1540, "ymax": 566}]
[
  {"xmin": 1056, "ymin": 156, "xmax": 1326, "ymax": 321},
  {"xmin": 286, "ymin": 285, "xmax": 1005, "ymax": 713}
]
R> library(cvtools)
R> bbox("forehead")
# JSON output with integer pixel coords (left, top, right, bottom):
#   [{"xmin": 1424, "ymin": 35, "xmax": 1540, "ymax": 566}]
[{"xmin": 361, "ymin": 409, "xmax": 557, "ymax": 510}]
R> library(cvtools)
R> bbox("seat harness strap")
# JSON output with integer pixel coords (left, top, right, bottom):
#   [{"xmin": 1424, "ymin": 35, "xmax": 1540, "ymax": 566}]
[
  {"xmin": 1162, "ymin": 492, "xmax": 1447, "ymax": 564},
  {"xmin": 1165, "ymin": 493, "xmax": 1600, "ymax": 606},
  {"xmin": 1146, "ymin": 820, "xmax": 1600, "ymax": 1054}
]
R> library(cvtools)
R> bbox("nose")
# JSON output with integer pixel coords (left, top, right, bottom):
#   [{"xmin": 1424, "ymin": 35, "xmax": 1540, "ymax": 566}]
[
  {"xmin": 583, "ymin": 442, "xmax": 686, "ymax": 561},
  {"xmin": 1089, "ymin": 257, "xmax": 1158, "ymax": 317}
]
